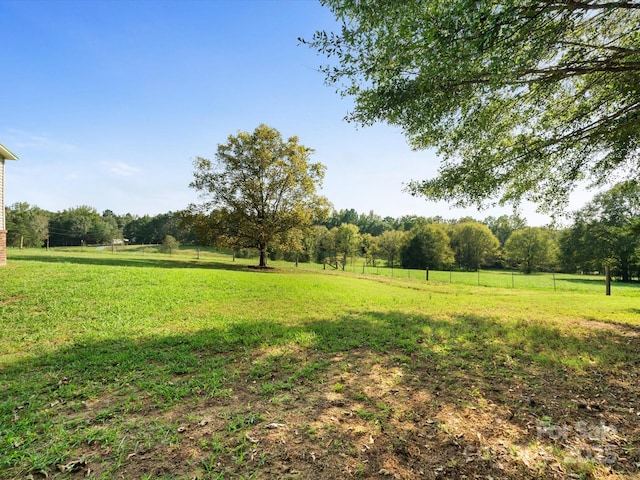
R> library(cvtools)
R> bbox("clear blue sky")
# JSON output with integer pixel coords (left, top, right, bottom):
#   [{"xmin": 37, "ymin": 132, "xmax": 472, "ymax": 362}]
[{"xmin": 1, "ymin": 0, "xmax": 583, "ymax": 224}]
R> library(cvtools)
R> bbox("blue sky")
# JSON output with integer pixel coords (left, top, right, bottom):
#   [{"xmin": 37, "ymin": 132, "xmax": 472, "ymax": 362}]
[{"xmin": 1, "ymin": 0, "xmax": 583, "ymax": 224}]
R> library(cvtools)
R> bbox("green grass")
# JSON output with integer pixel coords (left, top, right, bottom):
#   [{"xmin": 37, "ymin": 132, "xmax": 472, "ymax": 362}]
[
  {"xmin": 1, "ymin": 247, "xmax": 639, "ymax": 479},
  {"xmin": 41, "ymin": 243, "xmax": 633, "ymax": 294}
]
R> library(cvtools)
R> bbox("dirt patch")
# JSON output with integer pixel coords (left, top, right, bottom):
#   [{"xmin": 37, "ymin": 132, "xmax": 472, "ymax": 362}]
[
  {"xmin": 1, "ymin": 294, "xmax": 26, "ymax": 305},
  {"xmin": 49, "ymin": 325, "xmax": 640, "ymax": 479}
]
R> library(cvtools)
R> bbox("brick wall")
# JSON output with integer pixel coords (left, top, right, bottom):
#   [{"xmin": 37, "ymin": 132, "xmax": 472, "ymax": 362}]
[{"xmin": 0, "ymin": 230, "xmax": 6, "ymax": 266}]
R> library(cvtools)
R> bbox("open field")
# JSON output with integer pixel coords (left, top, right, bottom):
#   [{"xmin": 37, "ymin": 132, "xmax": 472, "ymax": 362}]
[
  {"xmin": 38, "ymin": 244, "xmax": 637, "ymax": 294},
  {"xmin": 1, "ymin": 248, "xmax": 639, "ymax": 479}
]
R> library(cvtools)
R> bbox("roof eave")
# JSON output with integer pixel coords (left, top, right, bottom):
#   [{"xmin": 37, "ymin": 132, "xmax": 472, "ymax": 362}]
[{"xmin": 0, "ymin": 143, "xmax": 18, "ymax": 160}]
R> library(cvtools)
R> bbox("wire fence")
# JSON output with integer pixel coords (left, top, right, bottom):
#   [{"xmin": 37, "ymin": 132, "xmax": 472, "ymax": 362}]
[
  {"xmin": 11, "ymin": 245, "xmax": 639, "ymax": 296},
  {"xmin": 294, "ymin": 259, "xmax": 636, "ymax": 296},
  {"xmin": 322, "ymin": 259, "xmax": 629, "ymax": 294}
]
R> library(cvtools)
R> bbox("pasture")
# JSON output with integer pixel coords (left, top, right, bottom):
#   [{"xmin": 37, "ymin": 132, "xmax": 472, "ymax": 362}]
[{"xmin": 1, "ymin": 248, "xmax": 639, "ymax": 479}]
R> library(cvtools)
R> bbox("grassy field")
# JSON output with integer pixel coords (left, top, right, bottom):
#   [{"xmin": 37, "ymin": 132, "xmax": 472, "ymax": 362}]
[
  {"xmin": 47, "ymin": 243, "xmax": 635, "ymax": 294},
  {"xmin": 1, "ymin": 248, "xmax": 639, "ymax": 479}
]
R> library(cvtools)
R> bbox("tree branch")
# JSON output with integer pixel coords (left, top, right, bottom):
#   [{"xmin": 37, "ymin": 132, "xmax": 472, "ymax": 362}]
[{"xmin": 540, "ymin": 0, "xmax": 640, "ymax": 10}]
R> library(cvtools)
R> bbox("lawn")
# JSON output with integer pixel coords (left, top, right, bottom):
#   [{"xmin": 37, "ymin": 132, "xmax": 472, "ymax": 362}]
[{"xmin": 1, "ymin": 248, "xmax": 639, "ymax": 479}]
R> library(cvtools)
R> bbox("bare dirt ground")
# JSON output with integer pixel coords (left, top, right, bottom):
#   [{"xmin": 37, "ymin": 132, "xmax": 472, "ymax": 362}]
[{"xmin": 60, "ymin": 321, "xmax": 640, "ymax": 480}]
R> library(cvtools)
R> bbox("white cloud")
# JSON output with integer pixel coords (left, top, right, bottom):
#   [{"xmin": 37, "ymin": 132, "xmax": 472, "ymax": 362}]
[{"xmin": 106, "ymin": 161, "xmax": 140, "ymax": 177}]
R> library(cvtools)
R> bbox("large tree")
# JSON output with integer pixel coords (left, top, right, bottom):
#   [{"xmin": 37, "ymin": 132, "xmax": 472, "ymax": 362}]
[
  {"xmin": 188, "ymin": 124, "xmax": 329, "ymax": 267},
  {"xmin": 504, "ymin": 227, "xmax": 558, "ymax": 273},
  {"xmin": 400, "ymin": 223, "xmax": 454, "ymax": 270},
  {"xmin": 305, "ymin": 1, "xmax": 640, "ymax": 212},
  {"xmin": 450, "ymin": 221, "xmax": 500, "ymax": 270},
  {"xmin": 560, "ymin": 181, "xmax": 640, "ymax": 281}
]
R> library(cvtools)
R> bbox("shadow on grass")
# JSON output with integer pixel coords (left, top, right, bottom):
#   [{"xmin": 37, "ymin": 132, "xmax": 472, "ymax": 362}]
[
  {"xmin": 11, "ymin": 253, "xmax": 253, "ymax": 272},
  {"xmin": 557, "ymin": 277, "xmax": 605, "ymax": 286},
  {"xmin": 2, "ymin": 311, "xmax": 639, "ymax": 478},
  {"xmin": 560, "ymin": 277, "xmax": 640, "ymax": 289}
]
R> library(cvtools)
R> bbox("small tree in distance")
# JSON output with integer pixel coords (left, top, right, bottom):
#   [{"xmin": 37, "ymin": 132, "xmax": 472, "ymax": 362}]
[
  {"xmin": 334, "ymin": 223, "xmax": 361, "ymax": 270},
  {"xmin": 186, "ymin": 124, "xmax": 329, "ymax": 268},
  {"xmin": 160, "ymin": 235, "xmax": 180, "ymax": 254},
  {"xmin": 378, "ymin": 230, "xmax": 404, "ymax": 269}
]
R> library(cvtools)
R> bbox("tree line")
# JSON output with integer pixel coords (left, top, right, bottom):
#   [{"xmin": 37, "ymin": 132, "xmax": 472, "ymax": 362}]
[
  {"xmin": 6, "ymin": 180, "xmax": 639, "ymax": 281},
  {"xmin": 5, "ymin": 204, "xmax": 195, "ymax": 249},
  {"xmin": 8, "ymin": 1, "xmax": 638, "ymax": 281}
]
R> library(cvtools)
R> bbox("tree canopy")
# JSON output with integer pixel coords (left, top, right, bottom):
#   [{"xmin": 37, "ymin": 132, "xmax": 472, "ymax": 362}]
[
  {"xmin": 333, "ymin": 223, "xmax": 361, "ymax": 269},
  {"xmin": 450, "ymin": 221, "xmax": 500, "ymax": 270},
  {"xmin": 400, "ymin": 223, "xmax": 454, "ymax": 270},
  {"xmin": 377, "ymin": 229, "xmax": 405, "ymax": 268},
  {"xmin": 305, "ymin": 1, "xmax": 640, "ymax": 212},
  {"xmin": 504, "ymin": 227, "xmax": 558, "ymax": 273},
  {"xmin": 48, "ymin": 206, "xmax": 120, "ymax": 247},
  {"xmin": 5, "ymin": 202, "xmax": 49, "ymax": 248},
  {"xmin": 560, "ymin": 180, "xmax": 640, "ymax": 281},
  {"xmin": 187, "ymin": 124, "xmax": 329, "ymax": 267}
]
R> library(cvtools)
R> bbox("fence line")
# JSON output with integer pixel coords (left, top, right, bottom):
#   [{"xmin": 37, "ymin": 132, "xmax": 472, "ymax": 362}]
[
  {"xmin": 303, "ymin": 260, "xmax": 620, "ymax": 294},
  {"xmin": 21, "ymin": 246, "xmax": 631, "ymax": 295}
]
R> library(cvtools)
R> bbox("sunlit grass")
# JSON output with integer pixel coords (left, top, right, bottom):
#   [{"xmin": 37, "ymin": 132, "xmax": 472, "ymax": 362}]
[{"xmin": 1, "ymin": 247, "xmax": 639, "ymax": 478}]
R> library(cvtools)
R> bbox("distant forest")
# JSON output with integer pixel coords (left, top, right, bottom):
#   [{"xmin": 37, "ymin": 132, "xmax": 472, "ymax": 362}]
[{"xmin": 6, "ymin": 180, "xmax": 640, "ymax": 281}]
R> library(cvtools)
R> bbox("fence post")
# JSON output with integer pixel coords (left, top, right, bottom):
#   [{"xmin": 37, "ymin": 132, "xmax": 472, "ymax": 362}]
[
  {"xmin": 605, "ymin": 266, "xmax": 611, "ymax": 296},
  {"xmin": 512, "ymin": 271, "xmax": 515, "ymax": 288},
  {"xmin": 553, "ymin": 273, "xmax": 557, "ymax": 292},
  {"xmin": 426, "ymin": 267, "xmax": 429, "ymax": 281}
]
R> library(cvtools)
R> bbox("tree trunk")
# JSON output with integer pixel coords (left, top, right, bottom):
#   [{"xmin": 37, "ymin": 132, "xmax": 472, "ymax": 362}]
[
  {"xmin": 621, "ymin": 258, "xmax": 630, "ymax": 282},
  {"xmin": 259, "ymin": 244, "xmax": 268, "ymax": 267}
]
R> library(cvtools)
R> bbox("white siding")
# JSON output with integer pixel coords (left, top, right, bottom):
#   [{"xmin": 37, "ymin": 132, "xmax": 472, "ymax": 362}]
[{"xmin": 0, "ymin": 160, "xmax": 5, "ymax": 230}]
